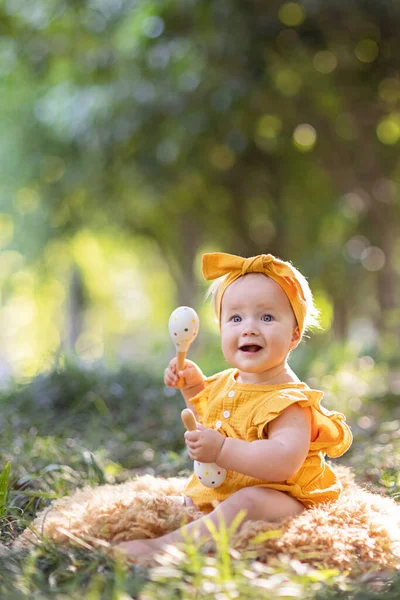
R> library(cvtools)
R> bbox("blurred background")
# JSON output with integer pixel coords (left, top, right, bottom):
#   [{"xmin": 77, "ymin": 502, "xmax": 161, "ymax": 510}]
[
  {"xmin": 1, "ymin": 5, "xmax": 400, "ymax": 593},
  {"xmin": 0, "ymin": 0, "xmax": 399, "ymax": 421}
]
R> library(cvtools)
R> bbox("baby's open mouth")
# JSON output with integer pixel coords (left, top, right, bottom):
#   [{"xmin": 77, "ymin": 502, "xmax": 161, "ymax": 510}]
[{"xmin": 240, "ymin": 345, "xmax": 262, "ymax": 353}]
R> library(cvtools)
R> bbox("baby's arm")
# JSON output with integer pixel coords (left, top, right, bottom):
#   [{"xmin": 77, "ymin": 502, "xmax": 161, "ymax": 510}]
[
  {"xmin": 217, "ymin": 404, "xmax": 311, "ymax": 481},
  {"xmin": 186, "ymin": 404, "xmax": 311, "ymax": 481},
  {"xmin": 164, "ymin": 358, "xmax": 205, "ymax": 419}
]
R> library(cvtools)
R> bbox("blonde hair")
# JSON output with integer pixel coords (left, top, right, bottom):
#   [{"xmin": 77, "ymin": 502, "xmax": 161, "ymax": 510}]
[{"xmin": 206, "ymin": 269, "xmax": 320, "ymax": 337}]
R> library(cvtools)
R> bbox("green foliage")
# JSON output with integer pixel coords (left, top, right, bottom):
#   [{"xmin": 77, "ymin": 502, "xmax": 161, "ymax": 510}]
[{"xmin": 0, "ymin": 543, "xmax": 147, "ymax": 599}]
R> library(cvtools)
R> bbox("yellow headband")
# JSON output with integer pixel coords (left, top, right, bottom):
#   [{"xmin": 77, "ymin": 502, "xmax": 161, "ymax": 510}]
[{"xmin": 202, "ymin": 252, "xmax": 307, "ymax": 334}]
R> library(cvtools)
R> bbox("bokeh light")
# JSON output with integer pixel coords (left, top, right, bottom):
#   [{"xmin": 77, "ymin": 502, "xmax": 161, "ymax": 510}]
[
  {"xmin": 355, "ymin": 39, "xmax": 379, "ymax": 63},
  {"xmin": 343, "ymin": 235, "xmax": 370, "ymax": 262},
  {"xmin": 360, "ymin": 246, "xmax": 386, "ymax": 271},
  {"xmin": 273, "ymin": 69, "xmax": 302, "ymax": 96},
  {"xmin": 278, "ymin": 3, "xmax": 305, "ymax": 27},
  {"xmin": 376, "ymin": 117, "xmax": 400, "ymax": 144},
  {"xmin": 313, "ymin": 51, "xmax": 337, "ymax": 74},
  {"xmin": 256, "ymin": 115, "xmax": 282, "ymax": 140},
  {"xmin": 292, "ymin": 124, "xmax": 317, "ymax": 151}
]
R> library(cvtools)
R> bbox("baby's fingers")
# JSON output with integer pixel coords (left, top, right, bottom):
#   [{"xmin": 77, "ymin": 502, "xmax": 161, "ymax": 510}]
[
  {"xmin": 184, "ymin": 431, "xmax": 200, "ymax": 442},
  {"xmin": 185, "ymin": 435, "xmax": 199, "ymax": 447},
  {"xmin": 168, "ymin": 357, "xmax": 179, "ymax": 372},
  {"xmin": 185, "ymin": 443, "xmax": 198, "ymax": 454},
  {"xmin": 164, "ymin": 368, "xmax": 179, "ymax": 387}
]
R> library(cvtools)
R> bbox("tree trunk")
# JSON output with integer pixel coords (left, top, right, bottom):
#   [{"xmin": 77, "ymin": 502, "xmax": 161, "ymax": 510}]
[{"xmin": 65, "ymin": 264, "xmax": 86, "ymax": 352}]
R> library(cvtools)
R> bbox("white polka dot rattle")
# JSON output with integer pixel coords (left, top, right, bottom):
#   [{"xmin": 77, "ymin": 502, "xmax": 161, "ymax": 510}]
[
  {"xmin": 168, "ymin": 306, "xmax": 227, "ymax": 489},
  {"xmin": 168, "ymin": 306, "xmax": 200, "ymax": 388},
  {"xmin": 181, "ymin": 408, "xmax": 227, "ymax": 489}
]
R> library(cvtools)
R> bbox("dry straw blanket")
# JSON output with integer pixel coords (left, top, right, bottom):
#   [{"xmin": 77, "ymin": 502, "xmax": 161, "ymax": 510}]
[{"xmin": 16, "ymin": 466, "xmax": 400, "ymax": 573}]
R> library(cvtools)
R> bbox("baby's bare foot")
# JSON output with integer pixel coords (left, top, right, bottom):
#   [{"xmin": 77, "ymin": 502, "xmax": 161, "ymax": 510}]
[{"xmin": 115, "ymin": 538, "xmax": 164, "ymax": 561}]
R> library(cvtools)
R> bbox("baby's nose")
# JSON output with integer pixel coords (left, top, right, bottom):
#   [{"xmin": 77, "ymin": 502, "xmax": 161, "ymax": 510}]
[{"xmin": 242, "ymin": 320, "xmax": 259, "ymax": 335}]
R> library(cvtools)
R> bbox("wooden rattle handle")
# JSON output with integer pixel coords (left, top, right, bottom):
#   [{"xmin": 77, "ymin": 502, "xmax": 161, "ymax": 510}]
[
  {"xmin": 176, "ymin": 351, "xmax": 187, "ymax": 389},
  {"xmin": 181, "ymin": 408, "xmax": 197, "ymax": 431}
]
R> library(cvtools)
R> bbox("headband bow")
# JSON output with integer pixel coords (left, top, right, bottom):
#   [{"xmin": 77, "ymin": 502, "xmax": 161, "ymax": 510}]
[{"xmin": 202, "ymin": 252, "xmax": 307, "ymax": 334}]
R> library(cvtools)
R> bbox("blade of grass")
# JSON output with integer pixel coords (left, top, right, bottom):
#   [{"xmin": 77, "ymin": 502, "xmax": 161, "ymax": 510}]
[
  {"xmin": 0, "ymin": 462, "xmax": 11, "ymax": 516},
  {"xmin": 11, "ymin": 490, "xmax": 59, "ymax": 499},
  {"xmin": 251, "ymin": 529, "xmax": 282, "ymax": 544}
]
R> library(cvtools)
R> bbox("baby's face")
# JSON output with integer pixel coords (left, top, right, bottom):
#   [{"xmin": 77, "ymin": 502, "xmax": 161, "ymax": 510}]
[{"xmin": 220, "ymin": 273, "xmax": 299, "ymax": 383}]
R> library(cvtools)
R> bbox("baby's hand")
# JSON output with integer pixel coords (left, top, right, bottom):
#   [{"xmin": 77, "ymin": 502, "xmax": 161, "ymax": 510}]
[
  {"xmin": 185, "ymin": 423, "xmax": 225, "ymax": 463},
  {"xmin": 164, "ymin": 358, "xmax": 204, "ymax": 390}
]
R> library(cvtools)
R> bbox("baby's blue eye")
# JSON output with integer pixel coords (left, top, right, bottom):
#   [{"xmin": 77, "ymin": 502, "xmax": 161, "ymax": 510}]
[
  {"xmin": 231, "ymin": 315, "xmax": 241, "ymax": 323},
  {"xmin": 262, "ymin": 314, "xmax": 273, "ymax": 322}
]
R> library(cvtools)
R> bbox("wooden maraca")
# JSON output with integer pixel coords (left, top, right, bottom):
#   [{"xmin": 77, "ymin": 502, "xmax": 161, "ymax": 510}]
[
  {"xmin": 181, "ymin": 408, "xmax": 227, "ymax": 488},
  {"xmin": 168, "ymin": 306, "xmax": 199, "ymax": 388}
]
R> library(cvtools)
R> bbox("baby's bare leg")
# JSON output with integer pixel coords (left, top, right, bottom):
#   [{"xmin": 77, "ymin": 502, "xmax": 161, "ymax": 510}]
[
  {"xmin": 164, "ymin": 487, "xmax": 304, "ymax": 542},
  {"xmin": 116, "ymin": 487, "xmax": 303, "ymax": 558}
]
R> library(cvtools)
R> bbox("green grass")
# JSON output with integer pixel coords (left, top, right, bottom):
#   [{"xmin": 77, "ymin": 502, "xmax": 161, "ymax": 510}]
[{"xmin": 0, "ymin": 360, "xmax": 399, "ymax": 598}]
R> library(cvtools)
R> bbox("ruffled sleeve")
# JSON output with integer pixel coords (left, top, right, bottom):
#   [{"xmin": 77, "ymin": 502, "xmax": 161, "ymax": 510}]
[
  {"xmin": 189, "ymin": 372, "xmax": 222, "ymax": 422},
  {"xmin": 251, "ymin": 388, "xmax": 352, "ymax": 458}
]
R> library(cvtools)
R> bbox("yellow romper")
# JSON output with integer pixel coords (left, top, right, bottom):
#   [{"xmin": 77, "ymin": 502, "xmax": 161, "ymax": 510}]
[{"xmin": 184, "ymin": 368, "xmax": 352, "ymax": 513}]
